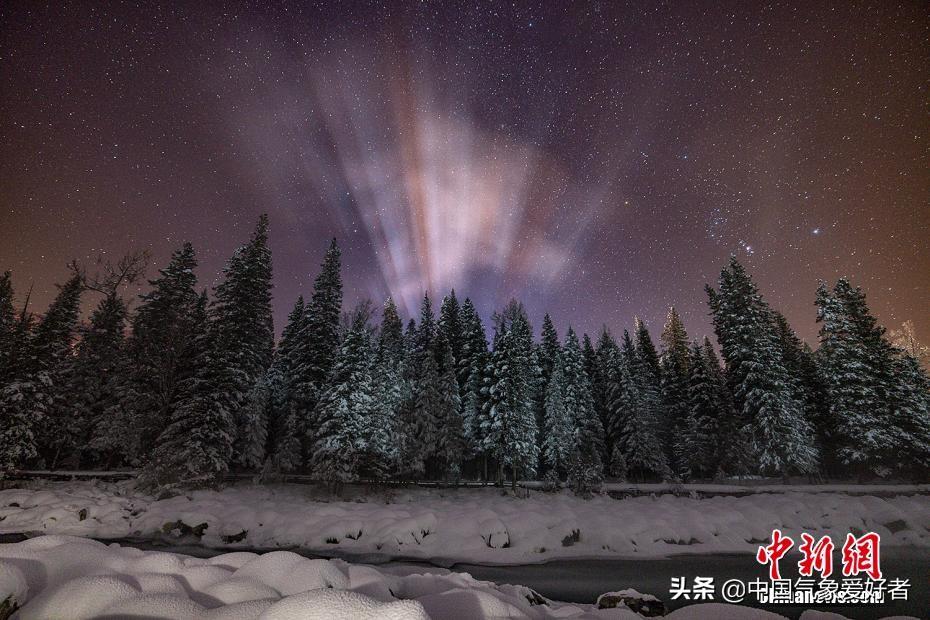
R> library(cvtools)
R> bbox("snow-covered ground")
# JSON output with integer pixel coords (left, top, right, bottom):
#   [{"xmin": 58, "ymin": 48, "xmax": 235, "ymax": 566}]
[
  {"xmin": 1, "ymin": 482, "xmax": 928, "ymax": 565},
  {"xmin": 0, "ymin": 535, "xmax": 916, "ymax": 619}
]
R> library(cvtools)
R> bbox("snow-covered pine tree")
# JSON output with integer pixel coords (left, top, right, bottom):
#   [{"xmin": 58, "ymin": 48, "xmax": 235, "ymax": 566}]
[
  {"xmin": 310, "ymin": 313, "xmax": 385, "ymax": 487},
  {"xmin": 484, "ymin": 303, "xmax": 538, "ymax": 488},
  {"xmin": 815, "ymin": 279, "xmax": 888, "ymax": 475},
  {"xmin": 817, "ymin": 278, "xmax": 930, "ymax": 477},
  {"xmin": 682, "ymin": 341, "xmax": 719, "ymax": 478},
  {"xmin": 542, "ymin": 336, "xmax": 572, "ymax": 486},
  {"xmin": 458, "ymin": 298, "xmax": 490, "ymax": 474},
  {"xmin": 1, "ymin": 272, "xmax": 82, "ymax": 473},
  {"xmin": 416, "ymin": 292, "xmax": 436, "ymax": 355},
  {"xmin": 435, "ymin": 335, "xmax": 465, "ymax": 480},
  {"xmin": 211, "ymin": 214, "xmax": 275, "ymax": 471},
  {"xmin": 707, "ymin": 257, "xmax": 817, "ymax": 477},
  {"xmin": 438, "ymin": 290, "xmax": 463, "ymax": 369},
  {"xmin": 535, "ymin": 314, "xmax": 560, "ymax": 475},
  {"xmin": 65, "ymin": 252, "xmax": 147, "ymax": 469},
  {"xmin": 592, "ymin": 328, "xmax": 618, "ymax": 472},
  {"xmin": 379, "ymin": 297, "xmax": 405, "ymax": 364},
  {"xmin": 563, "ymin": 329, "xmax": 605, "ymax": 496},
  {"xmin": 31, "ymin": 271, "xmax": 84, "ymax": 469},
  {"xmin": 238, "ymin": 374, "xmax": 271, "ymax": 472},
  {"xmin": 141, "ymin": 291, "xmax": 234, "ymax": 492},
  {"xmin": 111, "ymin": 243, "xmax": 201, "ymax": 463},
  {"xmin": 292, "ymin": 239, "xmax": 342, "ymax": 461},
  {"xmin": 0, "ymin": 272, "xmax": 16, "ymax": 382},
  {"xmin": 659, "ymin": 307, "xmax": 691, "ymax": 478},
  {"xmin": 265, "ymin": 296, "xmax": 304, "ymax": 473},
  {"xmin": 67, "ymin": 292, "xmax": 128, "ymax": 468},
  {"xmin": 773, "ymin": 310, "xmax": 831, "ymax": 473},
  {"xmin": 700, "ymin": 337, "xmax": 748, "ymax": 477},
  {"xmin": 611, "ymin": 329, "xmax": 670, "ymax": 481},
  {"xmin": 410, "ymin": 336, "xmax": 441, "ymax": 479},
  {"xmin": 888, "ymin": 352, "xmax": 930, "ymax": 476},
  {"xmin": 599, "ymin": 335, "xmax": 625, "ymax": 477},
  {"xmin": 371, "ymin": 297, "xmax": 405, "ymax": 477},
  {"xmin": 580, "ymin": 331, "xmax": 598, "ymax": 471},
  {"xmin": 404, "ymin": 318, "xmax": 418, "ymax": 356}
]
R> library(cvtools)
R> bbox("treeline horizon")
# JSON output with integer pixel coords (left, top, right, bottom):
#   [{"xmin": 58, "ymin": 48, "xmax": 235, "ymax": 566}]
[{"xmin": 1, "ymin": 214, "xmax": 928, "ymax": 494}]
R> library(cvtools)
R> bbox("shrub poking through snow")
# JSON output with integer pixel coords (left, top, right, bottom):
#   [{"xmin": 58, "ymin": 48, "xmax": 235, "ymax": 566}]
[
  {"xmin": 161, "ymin": 520, "xmax": 208, "ymax": 538},
  {"xmin": 597, "ymin": 589, "xmax": 666, "ymax": 616},
  {"xmin": 561, "ymin": 529, "xmax": 581, "ymax": 546},
  {"xmin": 221, "ymin": 529, "xmax": 248, "ymax": 543},
  {"xmin": 0, "ymin": 596, "xmax": 17, "ymax": 620}
]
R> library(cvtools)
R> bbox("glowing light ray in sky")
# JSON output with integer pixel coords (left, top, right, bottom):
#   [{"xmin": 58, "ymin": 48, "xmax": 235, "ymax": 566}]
[{"xmin": 229, "ymin": 38, "xmax": 606, "ymax": 319}]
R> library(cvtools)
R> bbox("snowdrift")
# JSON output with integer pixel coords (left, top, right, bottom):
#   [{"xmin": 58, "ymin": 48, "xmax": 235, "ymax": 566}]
[
  {"xmin": 0, "ymin": 536, "xmax": 916, "ymax": 619},
  {"xmin": 1, "ymin": 482, "xmax": 928, "ymax": 565}
]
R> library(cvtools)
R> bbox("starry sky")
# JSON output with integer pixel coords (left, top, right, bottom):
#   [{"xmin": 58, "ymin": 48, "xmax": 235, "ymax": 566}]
[{"xmin": 1, "ymin": 1, "xmax": 928, "ymax": 345}]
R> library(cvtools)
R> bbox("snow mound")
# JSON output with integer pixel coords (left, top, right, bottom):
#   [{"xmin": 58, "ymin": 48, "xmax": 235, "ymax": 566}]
[
  {"xmin": 233, "ymin": 550, "xmax": 349, "ymax": 593},
  {"xmin": 257, "ymin": 589, "xmax": 428, "ymax": 620},
  {"xmin": 0, "ymin": 535, "xmax": 569, "ymax": 619},
  {"xmin": 0, "ymin": 560, "xmax": 28, "ymax": 605},
  {"xmin": 0, "ymin": 534, "xmax": 909, "ymax": 620}
]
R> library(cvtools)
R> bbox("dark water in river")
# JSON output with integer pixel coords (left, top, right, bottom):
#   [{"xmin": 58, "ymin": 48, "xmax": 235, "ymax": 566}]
[{"xmin": 450, "ymin": 549, "xmax": 927, "ymax": 620}]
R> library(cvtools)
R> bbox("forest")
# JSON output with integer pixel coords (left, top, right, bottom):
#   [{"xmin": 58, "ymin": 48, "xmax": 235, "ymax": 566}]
[{"xmin": 1, "ymin": 214, "xmax": 928, "ymax": 495}]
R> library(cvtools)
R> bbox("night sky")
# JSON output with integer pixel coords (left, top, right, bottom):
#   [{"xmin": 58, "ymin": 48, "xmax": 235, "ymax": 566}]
[{"xmin": 2, "ymin": 1, "xmax": 928, "ymax": 344}]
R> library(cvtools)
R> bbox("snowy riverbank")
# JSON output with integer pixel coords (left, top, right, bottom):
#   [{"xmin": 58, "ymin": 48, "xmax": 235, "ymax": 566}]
[
  {"xmin": 1, "ymin": 482, "xmax": 928, "ymax": 566},
  {"xmin": 0, "ymin": 536, "xmax": 921, "ymax": 619}
]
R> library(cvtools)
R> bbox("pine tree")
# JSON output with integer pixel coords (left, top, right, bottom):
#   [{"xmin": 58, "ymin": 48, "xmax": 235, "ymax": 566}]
[
  {"xmin": 435, "ymin": 335, "xmax": 465, "ymax": 480},
  {"xmin": 310, "ymin": 314, "xmax": 384, "ymax": 487},
  {"xmin": 551, "ymin": 328, "xmax": 604, "ymax": 495},
  {"xmin": 484, "ymin": 304, "xmax": 538, "ymax": 487},
  {"xmin": 633, "ymin": 320, "xmax": 667, "ymax": 475},
  {"xmin": 817, "ymin": 278, "xmax": 930, "ymax": 477},
  {"xmin": 141, "ymin": 292, "xmax": 234, "ymax": 492},
  {"xmin": 409, "ymin": 339, "xmax": 441, "ymax": 479},
  {"xmin": 416, "ymin": 292, "xmax": 436, "ymax": 355},
  {"xmin": 542, "ymin": 338, "xmax": 573, "ymax": 485},
  {"xmin": 888, "ymin": 352, "xmax": 930, "ymax": 476},
  {"xmin": 535, "ymin": 314, "xmax": 560, "ymax": 474},
  {"xmin": 682, "ymin": 341, "xmax": 720, "ymax": 478},
  {"xmin": 0, "ymin": 272, "xmax": 16, "ymax": 383},
  {"xmin": 660, "ymin": 307, "xmax": 691, "ymax": 478},
  {"xmin": 438, "ymin": 290, "xmax": 463, "ymax": 369},
  {"xmin": 773, "ymin": 311, "xmax": 830, "ymax": 474},
  {"xmin": 592, "ymin": 328, "xmax": 618, "ymax": 471},
  {"xmin": 31, "ymin": 271, "xmax": 84, "ymax": 469},
  {"xmin": 66, "ymin": 252, "xmax": 147, "ymax": 468},
  {"xmin": 1, "ymin": 272, "xmax": 83, "ymax": 474},
  {"xmin": 707, "ymin": 257, "xmax": 817, "ymax": 476},
  {"xmin": 582, "ymin": 333, "xmax": 597, "ymax": 384},
  {"xmin": 68, "ymin": 293, "xmax": 128, "ymax": 467},
  {"xmin": 459, "ymin": 298, "xmax": 490, "ymax": 470},
  {"xmin": 378, "ymin": 297, "xmax": 405, "ymax": 364},
  {"xmin": 372, "ymin": 296, "xmax": 406, "ymax": 476},
  {"xmin": 610, "ymin": 330, "xmax": 670, "ymax": 480},
  {"xmin": 211, "ymin": 215, "xmax": 275, "ymax": 470},
  {"xmin": 292, "ymin": 239, "xmax": 342, "ymax": 461},
  {"xmin": 111, "ymin": 243, "xmax": 201, "ymax": 463},
  {"xmin": 700, "ymin": 337, "xmax": 747, "ymax": 477},
  {"xmin": 266, "ymin": 297, "xmax": 305, "ymax": 473}
]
